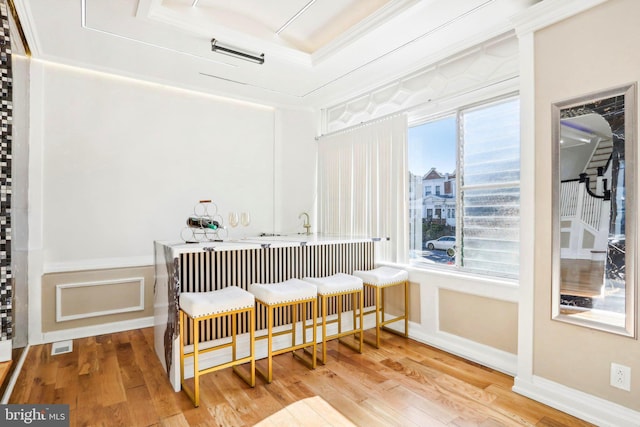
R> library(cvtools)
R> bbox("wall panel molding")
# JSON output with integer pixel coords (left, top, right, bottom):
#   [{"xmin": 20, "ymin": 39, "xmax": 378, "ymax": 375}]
[
  {"xmin": 44, "ymin": 255, "xmax": 154, "ymax": 274},
  {"xmin": 55, "ymin": 277, "xmax": 144, "ymax": 322}
]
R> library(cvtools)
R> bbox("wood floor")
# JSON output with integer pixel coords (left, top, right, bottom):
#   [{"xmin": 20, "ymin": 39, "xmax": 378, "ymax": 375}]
[
  {"xmin": 0, "ymin": 359, "xmax": 11, "ymax": 388},
  {"xmin": 9, "ymin": 327, "xmax": 593, "ymax": 427}
]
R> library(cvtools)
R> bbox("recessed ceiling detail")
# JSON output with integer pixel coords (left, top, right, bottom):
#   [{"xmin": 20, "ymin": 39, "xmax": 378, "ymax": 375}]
[
  {"xmin": 13, "ymin": 0, "xmax": 540, "ymax": 108},
  {"xmin": 171, "ymin": 0, "xmax": 398, "ymax": 54}
]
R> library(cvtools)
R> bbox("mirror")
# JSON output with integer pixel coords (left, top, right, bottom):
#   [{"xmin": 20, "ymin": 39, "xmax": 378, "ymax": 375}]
[{"xmin": 552, "ymin": 84, "xmax": 637, "ymax": 336}]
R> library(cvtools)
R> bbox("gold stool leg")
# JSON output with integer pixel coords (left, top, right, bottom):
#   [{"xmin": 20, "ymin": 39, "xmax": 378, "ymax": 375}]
[
  {"xmin": 311, "ymin": 299, "xmax": 317, "ymax": 369},
  {"xmin": 404, "ymin": 280, "xmax": 409, "ymax": 337},
  {"xmin": 321, "ymin": 295, "xmax": 328, "ymax": 364},
  {"xmin": 352, "ymin": 292, "xmax": 357, "ymax": 340},
  {"xmin": 249, "ymin": 307, "xmax": 256, "ymax": 386},
  {"xmin": 358, "ymin": 290, "xmax": 364, "ymax": 352},
  {"xmin": 376, "ymin": 286, "xmax": 382, "ymax": 348},
  {"xmin": 193, "ymin": 317, "xmax": 200, "ymax": 407},
  {"xmin": 267, "ymin": 305, "xmax": 274, "ymax": 383},
  {"xmin": 302, "ymin": 300, "xmax": 307, "ymax": 346},
  {"xmin": 337, "ymin": 294, "xmax": 343, "ymax": 335},
  {"xmin": 232, "ymin": 311, "xmax": 237, "ymax": 362},
  {"xmin": 292, "ymin": 303, "xmax": 298, "ymax": 349}
]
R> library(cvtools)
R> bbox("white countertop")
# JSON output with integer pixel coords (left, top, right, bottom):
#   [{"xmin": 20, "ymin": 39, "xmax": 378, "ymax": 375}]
[{"xmin": 156, "ymin": 234, "xmax": 388, "ymax": 255}]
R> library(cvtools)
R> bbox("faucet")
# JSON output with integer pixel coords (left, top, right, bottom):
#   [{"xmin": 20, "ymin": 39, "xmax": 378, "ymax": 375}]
[{"xmin": 298, "ymin": 212, "xmax": 311, "ymax": 235}]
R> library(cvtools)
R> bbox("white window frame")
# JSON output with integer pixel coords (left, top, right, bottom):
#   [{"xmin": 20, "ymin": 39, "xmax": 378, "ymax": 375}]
[{"xmin": 408, "ymin": 92, "xmax": 520, "ymax": 282}]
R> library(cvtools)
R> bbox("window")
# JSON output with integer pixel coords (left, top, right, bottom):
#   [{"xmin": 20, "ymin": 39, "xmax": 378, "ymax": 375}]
[
  {"xmin": 408, "ymin": 97, "xmax": 520, "ymax": 278},
  {"xmin": 425, "ymin": 186, "xmax": 431, "ymax": 196}
]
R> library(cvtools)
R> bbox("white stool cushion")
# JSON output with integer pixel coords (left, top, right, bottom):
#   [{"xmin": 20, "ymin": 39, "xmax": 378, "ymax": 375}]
[
  {"xmin": 249, "ymin": 279, "xmax": 317, "ymax": 305},
  {"xmin": 352, "ymin": 267, "xmax": 409, "ymax": 287},
  {"xmin": 180, "ymin": 286, "xmax": 254, "ymax": 318},
  {"xmin": 303, "ymin": 273, "xmax": 363, "ymax": 296}
]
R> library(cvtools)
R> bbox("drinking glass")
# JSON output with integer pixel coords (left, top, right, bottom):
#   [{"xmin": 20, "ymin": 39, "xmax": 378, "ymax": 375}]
[
  {"xmin": 240, "ymin": 212, "xmax": 251, "ymax": 227},
  {"xmin": 228, "ymin": 212, "xmax": 239, "ymax": 228}
]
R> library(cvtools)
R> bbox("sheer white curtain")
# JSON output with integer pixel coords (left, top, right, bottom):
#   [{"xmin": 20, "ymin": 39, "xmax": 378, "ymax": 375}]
[{"xmin": 317, "ymin": 114, "xmax": 408, "ymax": 263}]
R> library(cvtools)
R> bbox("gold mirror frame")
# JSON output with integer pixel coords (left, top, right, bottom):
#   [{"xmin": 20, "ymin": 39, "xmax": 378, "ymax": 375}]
[{"xmin": 552, "ymin": 83, "xmax": 637, "ymax": 337}]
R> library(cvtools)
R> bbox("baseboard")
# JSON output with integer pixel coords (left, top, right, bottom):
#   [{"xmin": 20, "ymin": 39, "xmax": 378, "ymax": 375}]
[
  {"xmin": 39, "ymin": 316, "xmax": 154, "ymax": 344},
  {"xmin": 409, "ymin": 328, "xmax": 518, "ymax": 376},
  {"xmin": 0, "ymin": 339, "xmax": 11, "ymax": 362},
  {"xmin": 1, "ymin": 343, "xmax": 29, "ymax": 404},
  {"xmin": 513, "ymin": 375, "xmax": 640, "ymax": 427}
]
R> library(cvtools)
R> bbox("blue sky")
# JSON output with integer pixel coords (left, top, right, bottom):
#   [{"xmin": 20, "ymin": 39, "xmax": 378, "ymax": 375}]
[{"xmin": 408, "ymin": 116, "xmax": 457, "ymax": 176}]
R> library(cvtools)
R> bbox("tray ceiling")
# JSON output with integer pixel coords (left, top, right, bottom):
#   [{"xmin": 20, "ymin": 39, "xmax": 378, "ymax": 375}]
[{"xmin": 13, "ymin": 0, "xmax": 539, "ymax": 107}]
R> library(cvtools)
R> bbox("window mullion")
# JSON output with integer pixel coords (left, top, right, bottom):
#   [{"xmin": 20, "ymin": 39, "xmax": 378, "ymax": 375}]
[
  {"xmin": 460, "ymin": 181, "xmax": 521, "ymax": 192},
  {"xmin": 455, "ymin": 109, "xmax": 463, "ymax": 268}
]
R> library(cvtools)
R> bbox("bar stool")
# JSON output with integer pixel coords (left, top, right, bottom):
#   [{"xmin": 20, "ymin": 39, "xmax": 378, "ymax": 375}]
[
  {"xmin": 179, "ymin": 286, "xmax": 256, "ymax": 407},
  {"xmin": 352, "ymin": 266, "xmax": 409, "ymax": 348},
  {"xmin": 303, "ymin": 273, "xmax": 364, "ymax": 364},
  {"xmin": 248, "ymin": 278, "xmax": 317, "ymax": 383}
]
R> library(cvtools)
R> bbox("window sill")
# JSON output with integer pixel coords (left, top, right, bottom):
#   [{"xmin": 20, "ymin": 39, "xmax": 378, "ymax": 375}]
[{"xmin": 377, "ymin": 261, "xmax": 520, "ymax": 303}]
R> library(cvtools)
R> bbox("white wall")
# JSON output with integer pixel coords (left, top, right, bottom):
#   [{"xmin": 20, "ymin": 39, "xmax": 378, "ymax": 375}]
[
  {"xmin": 36, "ymin": 62, "xmax": 276, "ymax": 270},
  {"xmin": 532, "ymin": 0, "xmax": 640, "ymax": 416},
  {"xmin": 274, "ymin": 108, "xmax": 317, "ymax": 235},
  {"xmin": 26, "ymin": 60, "xmax": 317, "ymax": 343}
]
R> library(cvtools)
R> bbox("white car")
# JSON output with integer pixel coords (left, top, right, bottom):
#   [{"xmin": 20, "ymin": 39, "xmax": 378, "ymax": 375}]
[{"xmin": 425, "ymin": 236, "xmax": 455, "ymax": 250}]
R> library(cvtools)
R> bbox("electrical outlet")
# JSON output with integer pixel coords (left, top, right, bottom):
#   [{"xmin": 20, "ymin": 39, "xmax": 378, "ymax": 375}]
[{"xmin": 610, "ymin": 363, "xmax": 631, "ymax": 391}]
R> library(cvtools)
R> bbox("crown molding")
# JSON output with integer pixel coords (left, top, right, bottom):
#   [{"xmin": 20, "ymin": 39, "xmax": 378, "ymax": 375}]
[
  {"xmin": 9, "ymin": 0, "xmax": 40, "ymax": 56},
  {"xmin": 512, "ymin": 0, "xmax": 608, "ymax": 37},
  {"xmin": 311, "ymin": 0, "xmax": 420, "ymax": 65}
]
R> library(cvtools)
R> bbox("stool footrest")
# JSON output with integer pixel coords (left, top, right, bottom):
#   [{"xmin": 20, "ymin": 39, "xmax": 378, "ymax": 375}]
[
  {"xmin": 232, "ymin": 363, "xmax": 256, "ymax": 387},
  {"xmin": 255, "ymin": 328, "xmax": 297, "ymax": 341},
  {"xmin": 326, "ymin": 328, "xmax": 361, "ymax": 342},
  {"xmin": 380, "ymin": 315, "xmax": 407, "ymax": 329},
  {"xmin": 337, "ymin": 336, "xmax": 363, "ymax": 353},
  {"xmin": 270, "ymin": 341, "xmax": 316, "ymax": 357},
  {"xmin": 182, "ymin": 340, "xmax": 235, "ymax": 358},
  {"xmin": 381, "ymin": 325, "xmax": 408, "ymax": 338},
  {"xmin": 292, "ymin": 348, "xmax": 316, "ymax": 369},
  {"xmin": 197, "ymin": 355, "xmax": 254, "ymax": 377}
]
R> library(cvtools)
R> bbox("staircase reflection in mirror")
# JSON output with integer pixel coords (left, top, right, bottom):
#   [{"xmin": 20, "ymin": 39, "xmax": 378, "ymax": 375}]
[{"xmin": 552, "ymin": 84, "xmax": 636, "ymax": 337}]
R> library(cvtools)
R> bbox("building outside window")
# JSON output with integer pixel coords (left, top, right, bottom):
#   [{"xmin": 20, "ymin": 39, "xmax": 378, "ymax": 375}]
[{"xmin": 408, "ymin": 96, "xmax": 520, "ymax": 278}]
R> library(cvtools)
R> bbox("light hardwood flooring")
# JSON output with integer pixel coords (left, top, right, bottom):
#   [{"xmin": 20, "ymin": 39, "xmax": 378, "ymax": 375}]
[
  {"xmin": 0, "ymin": 359, "xmax": 11, "ymax": 387},
  {"xmin": 9, "ymin": 327, "xmax": 593, "ymax": 426}
]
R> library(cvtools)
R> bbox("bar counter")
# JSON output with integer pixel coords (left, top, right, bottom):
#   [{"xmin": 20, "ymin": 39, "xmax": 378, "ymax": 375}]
[{"xmin": 154, "ymin": 234, "xmax": 382, "ymax": 390}]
